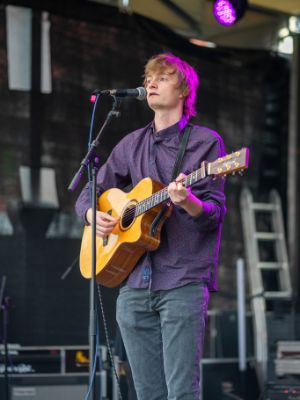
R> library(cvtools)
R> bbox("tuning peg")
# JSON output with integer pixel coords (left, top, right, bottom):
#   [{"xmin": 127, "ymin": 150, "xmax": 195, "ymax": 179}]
[
  {"xmin": 231, "ymin": 171, "xmax": 236, "ymax": 176},
  {"xmin": 239, "ymin": 170, "xmax": 244, "ymax": 176}
]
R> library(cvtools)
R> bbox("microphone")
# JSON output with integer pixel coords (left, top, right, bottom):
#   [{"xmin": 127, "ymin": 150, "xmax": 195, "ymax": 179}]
[{"xmin": 93, "ymin": 86, "xmax": 147, "ymax": 101}]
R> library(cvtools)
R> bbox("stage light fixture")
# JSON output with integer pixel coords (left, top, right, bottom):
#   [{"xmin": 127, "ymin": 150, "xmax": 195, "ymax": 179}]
[{"xmin": 213, "ymin": 0, "xmax": 248, "ymax": 26}]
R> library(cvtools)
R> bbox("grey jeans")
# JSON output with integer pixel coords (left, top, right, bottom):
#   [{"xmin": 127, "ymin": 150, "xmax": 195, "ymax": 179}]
[{"xmin": 116, "ymin": 282, "xmax": 209, "ymax": 400}]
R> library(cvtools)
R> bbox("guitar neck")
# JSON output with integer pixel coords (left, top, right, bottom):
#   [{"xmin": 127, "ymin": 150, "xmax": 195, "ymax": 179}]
[
  {"xmin": 135, "ymin": 163, "xmax": 206, "ymax": 216},
  {"xmin": 134, "ymin": 147, "xmax": 249, "ymax": 217}
]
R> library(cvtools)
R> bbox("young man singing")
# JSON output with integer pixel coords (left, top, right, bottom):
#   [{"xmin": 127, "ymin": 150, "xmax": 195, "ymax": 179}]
[{"xmin": 76, "ymin": 53, "xmax": 226, "ymax": 400}]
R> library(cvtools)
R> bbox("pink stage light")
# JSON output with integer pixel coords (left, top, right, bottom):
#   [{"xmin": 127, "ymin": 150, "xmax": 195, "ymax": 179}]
[{"xmin": 213, "ymin": 0, "xmax": 247, "ymax": 26}]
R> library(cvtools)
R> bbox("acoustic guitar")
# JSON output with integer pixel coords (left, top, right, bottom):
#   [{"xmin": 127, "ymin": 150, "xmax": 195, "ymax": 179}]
[{"xmin": 80, "ymin": 147, "xmax": 249, "ymax": 287}]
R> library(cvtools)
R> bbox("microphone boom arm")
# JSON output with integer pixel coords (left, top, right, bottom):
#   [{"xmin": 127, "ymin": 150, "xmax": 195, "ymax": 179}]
[{"xmin": 68, "ymin": 95, "xmax": 122, "ymax": 192}]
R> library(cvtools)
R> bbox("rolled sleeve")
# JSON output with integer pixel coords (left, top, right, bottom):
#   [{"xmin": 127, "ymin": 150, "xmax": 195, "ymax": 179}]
[
  {"xmin": 75, "ymin": 181, "xmax": 92, "ymax": 224},
  {"xmin": 190, "ymin": 135, "xmax": 227, "ymax": 231},
  {"xmin": 192, "ymin": 196, "xmax": 226, "ymax": 231}
]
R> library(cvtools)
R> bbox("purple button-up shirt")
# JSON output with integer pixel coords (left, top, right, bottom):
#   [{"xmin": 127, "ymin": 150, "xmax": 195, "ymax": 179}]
[{"xmin": 75, "ymin": 119, "xmax": 226, "ymax": 291}]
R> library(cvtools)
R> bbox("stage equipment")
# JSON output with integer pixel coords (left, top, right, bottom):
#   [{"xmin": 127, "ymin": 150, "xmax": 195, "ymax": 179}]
[
  {"xmin": 275, "ymin": 341, "xmax": 300, "ymax": 377},
  {"xmin": 0, "ymin": 345, "xmax": 108, "ymax": 399},
  {"xmin": 264, "ymin": 381, "xmax": 300, "ymax": 400},
  {"xmin": 241, "ymin": 189, "xmax": 292, "ymax": 387},
  {"xmin": 0, "ymin": 276, "xmax": 9, "ymax": 400},
  {"xmin": 93, "ymin": 87, "xmax": 146, "ymax": 100},
  {"xmin": 0, "ymin": 344, "xmax": 108, "ymax": 374},
  {"xmin": 241, "ymin": 189, "xmax": 298, "ymax": 399},
  {"xmin": 237, "ymin": 259, "xmax": 246, "ymax": 399},
  {"xmin": 68, "ymin": 94, "xmax": 122, "ymax": 400},
  {"xmin": 213, "ymin": 0, "xmax": 248, "ymax": 26},
  {"xmin": 201, "ymin": 359, "xmax": 259, "ymax": 400}
]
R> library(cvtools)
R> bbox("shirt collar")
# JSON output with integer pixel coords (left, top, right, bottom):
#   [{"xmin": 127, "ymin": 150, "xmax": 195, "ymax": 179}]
[{"xmin": 150, "ymin": 115, "xmax": 188, "ymax": 143}]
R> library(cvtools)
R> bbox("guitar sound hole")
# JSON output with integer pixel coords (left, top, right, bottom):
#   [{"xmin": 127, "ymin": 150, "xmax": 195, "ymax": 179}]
[{"xmin": 121, "ymin": 205, "xmax": 136, "ymax": 229}]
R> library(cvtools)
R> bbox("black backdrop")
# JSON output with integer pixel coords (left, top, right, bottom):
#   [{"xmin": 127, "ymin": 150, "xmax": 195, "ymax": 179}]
[{"xmin": 0, "ymin": 1, "xmax": 289, "ymax": 345}]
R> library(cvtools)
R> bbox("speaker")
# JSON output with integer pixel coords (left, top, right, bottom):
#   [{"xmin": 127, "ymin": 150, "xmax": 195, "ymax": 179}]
[
  {"xmin": 264, "ymin": 381, "xmax": 300, "ymax": 400},
  {"xmin": 201, "ymin": 359, "xmax": 259, "ymax": 400},
  {"xmin": 0, "ymin": 375, "xmax": 105, "ymax": 400},
  {"xmin": 204, "ymin": 310, "xmax": 254, "ymax": 359},
  {"xmin": 11, "ymin": 384, "xmax": 86, "ymax": 400}
]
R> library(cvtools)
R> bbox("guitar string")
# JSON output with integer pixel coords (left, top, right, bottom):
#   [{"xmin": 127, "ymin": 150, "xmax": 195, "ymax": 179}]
[
  {"xmin": 121, "ymin": 188, "xmax": 168, "ymax": 225},
  {"xmin": 120, "ymin": 174, "xmax": 197, "ymax": 225},
  {"xmin": 120, "ymin": 186, "xmax": 170, "ymax": 225},
  {"xmin": 102, "ymin": 158, "xmax": 240, "ymax": 225},
  {"xmin": 121, "ymin": 176, "xmax": 189, "ymax": 224},
  {"xmin": 120, "ymin": 165, "xmax": 235, "ymax": 225},
  {"xmin": 120, "ymin": 165, "xmax": 218, "ymax": 225},
  {"xmin": 120, "ymin": 169, "xmax": 210, "ymax": 225},
  {"xmin": 120, "ymin": 165, "xmax": 233, "ymax": 225}
]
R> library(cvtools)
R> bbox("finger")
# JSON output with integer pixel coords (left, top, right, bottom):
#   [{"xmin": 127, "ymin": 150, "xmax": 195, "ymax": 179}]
[
  {"xmin": 96, "ymin": 227, "xmax": 112, "ymax": 236},
  {"xmin": 168, "ymin": 182, "xmax": 177, "ymax": 192},
  {"xmin": 97, "ymin": 222, "xmax": 116, "ymax": 232},
  {"xmin": 175, "ymin": 173, "xmax": 186, "ymax": 182},
  {"xmin": 168, "ymin": 188, "xmax": 175, "ymax": 199},
  {"xmin": 98, "ymin": 211, "xmax": 118, "ymax": 222},
  {"xmin": 96, "ymin": 228, "xmax": 105, "ymax": 238},
  {"xmin": 98, "ymin": 217, "xmax": 117, "ymax": 225},
  {"xmin": 97, "ymin": 215, "xmax": 117, "ymax": 225}
]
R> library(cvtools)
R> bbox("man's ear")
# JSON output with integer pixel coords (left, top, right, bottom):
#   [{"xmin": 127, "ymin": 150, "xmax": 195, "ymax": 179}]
[{"xmin": 179, "ymin": 88, "xmax": 189, "ymax": 99}]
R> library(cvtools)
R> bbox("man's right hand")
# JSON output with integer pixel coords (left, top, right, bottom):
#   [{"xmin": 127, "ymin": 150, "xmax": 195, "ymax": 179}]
[{"xmin": 86, "ymin": 208, "xmax": 118, "ymax": 237}]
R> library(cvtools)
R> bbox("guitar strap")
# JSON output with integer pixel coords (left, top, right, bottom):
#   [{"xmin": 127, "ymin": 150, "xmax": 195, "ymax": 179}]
[{"xmin": 150, "ymin": 123, "xmax": 192, "ymax": 236}]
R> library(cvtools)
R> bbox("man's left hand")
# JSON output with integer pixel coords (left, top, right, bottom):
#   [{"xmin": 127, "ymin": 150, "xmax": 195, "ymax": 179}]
[{"xmin": 168, "ymin": 173, "xmax": 191, "ymax": 207}]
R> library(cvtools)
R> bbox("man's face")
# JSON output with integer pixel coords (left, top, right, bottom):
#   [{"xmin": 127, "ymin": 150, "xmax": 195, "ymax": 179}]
[{"xmin": 145, "ymin": 69, "xmax": 184, "ymax": 114}]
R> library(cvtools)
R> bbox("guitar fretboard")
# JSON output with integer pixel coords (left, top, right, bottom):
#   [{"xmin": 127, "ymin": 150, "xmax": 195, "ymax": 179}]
[{"xmin": 134, "ymin": 164, "xmax": 206, "ymax": 216}]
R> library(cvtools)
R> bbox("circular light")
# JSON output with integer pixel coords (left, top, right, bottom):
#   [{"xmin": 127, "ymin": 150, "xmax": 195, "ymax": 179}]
[
  {"xmin": 213, "ymin": 0, "xmax": 248, "ymax": 26},
  {"xmin": 214, "ymin": 0, "xmax": 237, "ymax": 26}
]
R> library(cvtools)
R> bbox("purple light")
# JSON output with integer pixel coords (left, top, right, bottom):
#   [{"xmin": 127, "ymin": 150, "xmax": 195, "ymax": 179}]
[{"xmin": 213, "ymin": 0, "xmax": 237, "ymax": 26}]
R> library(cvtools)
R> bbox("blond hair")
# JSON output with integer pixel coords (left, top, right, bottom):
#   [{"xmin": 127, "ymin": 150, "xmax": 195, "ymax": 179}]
[{"xmin": 144, "ymin": 53, "xmax": 199, "ymax": 120}]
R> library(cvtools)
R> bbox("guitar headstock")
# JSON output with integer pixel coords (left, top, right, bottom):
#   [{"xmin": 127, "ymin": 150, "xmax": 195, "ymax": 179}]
[{"xmin": 208, "ymin": 147, "xmax": 249, "ymax": 177}]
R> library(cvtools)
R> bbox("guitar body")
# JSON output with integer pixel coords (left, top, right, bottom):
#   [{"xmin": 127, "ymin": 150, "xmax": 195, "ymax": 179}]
[{"xmin": 80, "ymin": 177, "xmax": 172, "ymax": 288}]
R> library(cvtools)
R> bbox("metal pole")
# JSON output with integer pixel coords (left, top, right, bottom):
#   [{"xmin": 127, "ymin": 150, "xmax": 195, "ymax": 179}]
[
  {"xmin": 89, "ymin": 166, "xmax": 98, "ymax": 400},
  {"xmin": 237, "ymin": 258, "xmax": 246, "ymax": 399},
  {"xmin": 288, "ymin": 32, "xmax": 300, "ymax": 295},
  {"xmin": 237, "ymin": 258, "xmax": 246, "ymax": 372}
]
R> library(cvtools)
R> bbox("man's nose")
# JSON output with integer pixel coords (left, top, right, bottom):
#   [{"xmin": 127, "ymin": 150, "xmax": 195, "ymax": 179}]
[{"xmin": 149, "ymin": 79, "xmax": 158, "ymax": 88}]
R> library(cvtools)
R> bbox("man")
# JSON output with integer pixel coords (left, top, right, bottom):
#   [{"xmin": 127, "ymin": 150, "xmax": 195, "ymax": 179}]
[{"xmin": 76, "ymin": 53, "xmax": 226, "ymax": 400}]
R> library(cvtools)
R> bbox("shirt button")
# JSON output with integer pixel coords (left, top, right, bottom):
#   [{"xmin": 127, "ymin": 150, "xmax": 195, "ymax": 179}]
[{"xmin": 143, "ymin": 266, "xmax": 151, "ymax": 282}]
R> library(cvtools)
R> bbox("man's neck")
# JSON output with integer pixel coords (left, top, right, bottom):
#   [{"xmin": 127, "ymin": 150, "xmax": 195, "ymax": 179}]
[{"xmin": 154, "ymin": 110, "xmax": 183, "ymax": 133}]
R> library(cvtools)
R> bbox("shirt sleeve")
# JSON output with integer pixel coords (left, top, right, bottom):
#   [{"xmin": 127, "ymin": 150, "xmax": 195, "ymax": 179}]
[
  {"xmin": 75, "ymin": 136, "xmax": 132, "ymax": 224},
  {"xmin": 189, "ymin": 135, "xmax": 227, "ymax": 231}
]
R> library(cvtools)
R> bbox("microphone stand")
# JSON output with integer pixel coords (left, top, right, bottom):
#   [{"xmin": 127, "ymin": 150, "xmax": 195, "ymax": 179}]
[
  {"xmin": 60, "ymin": 256, "xmax": 79, "ymax": 281},
  {"xmin": 68, "ymin": 96, "xmax": 121, "ymax": 400}
]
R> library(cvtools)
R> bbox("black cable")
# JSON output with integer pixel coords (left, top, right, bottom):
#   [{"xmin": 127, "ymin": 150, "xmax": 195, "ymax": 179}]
[
  {"xmin": 96, "ymin": 284, "xmax": 123, "ymax": 400},
  {"xmin": 257, "ymin": 384, "xmax": 268, "ymax": 400}
]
